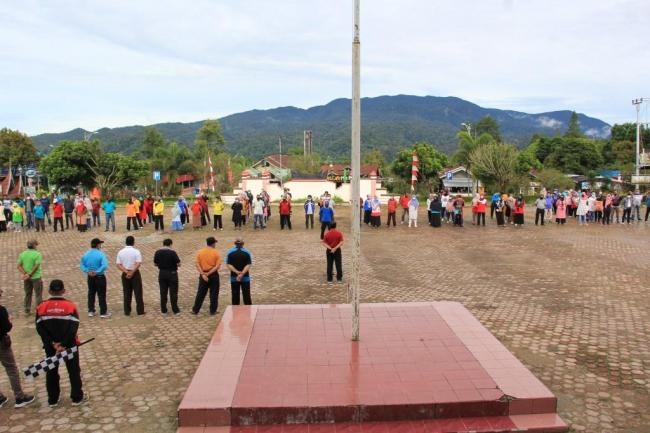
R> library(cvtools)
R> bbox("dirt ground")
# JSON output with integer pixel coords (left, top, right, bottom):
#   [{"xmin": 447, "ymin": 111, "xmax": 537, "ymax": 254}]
[{"xmin": 1, "ymin": 205, "xmax": 649, "ymax": 432}]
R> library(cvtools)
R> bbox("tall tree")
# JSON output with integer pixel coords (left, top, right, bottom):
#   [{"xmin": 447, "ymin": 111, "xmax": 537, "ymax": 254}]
[
  {"xmin": 141, "ymin": 126, "xmax": 165, "ymax": 159},
  {"xmin": 0, "ymin": 128, "xmax": 39, "ymax": 166},
  {"xmin": 452, "ymin": 130, "xmax": 495, "ymax": 168},
  {"xmin": 195, "ymin": 119, "xmax": 225, "ymax": 159},
  {"xmin": 39, "ymin": 140, "xmax": 97, "ymax": 189},
  {"xmin": 362, "ymin": 149, "xmax": 386, "ymax": 168},
  {"xmin": 391, "ymin": 142, "xmax": 448, "ymax": 190},
  {"xmin": 475, "ymin": 116, "xmax": 502, "ymax": 143},
  {"xmin": 565, "ymin": 111, "xmax": 583, "ymax": 138},
  {"xmin": 469, "ymin": 143, "xmax": 519, "ymax": 191},
  {"xmin": 545, "ymin": 137, "xmax": 603, "ymax": 174}
]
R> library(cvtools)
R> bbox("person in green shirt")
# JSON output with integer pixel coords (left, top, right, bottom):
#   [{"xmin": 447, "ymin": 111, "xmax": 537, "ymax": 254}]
[{"xmin": 16, "ymin": 239, "xmax": 43, "ymax": 315}]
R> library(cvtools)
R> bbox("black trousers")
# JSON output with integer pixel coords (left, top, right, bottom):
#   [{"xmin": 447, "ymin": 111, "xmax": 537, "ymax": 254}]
[
  {"xmin": 44, "ymin": 345, "xmax": 83, "ymax": 405},
  {"xmin": 158, "ymin": 270, "xmax": 179, "ymax": 314},
  {"xmin": 231, "ymin": 281, "xmax": 252, "ymax": 305},
  {"xmin": 126, "ymin": 216, "xmax": 139, "ymax": 230},
  {"xmin": 122, "ymin": 270, "xmax": 144, "ymax": 315},
  {"xmin": 320, "ymin": 221, "xmax": 331, "ymax": 239},
  {"xmin": 326, "ymin": 249, "xmax": 343, "ymax": 282},
  {"xmin": 387, "ymin": 212, "xmax": 396, "ymax": 226},
  {"xmin": 87, "ymin": 275, "xmax": 108, "ymax": 315},
  {"xmin": 214, "ymin": 215, "xmax": 223, "ymax": 229},
  {"xmin": 622, "ymin": 208, "xmax": 632, "ymax": 223},
  {"xmin": 305, "ymin": 214, "xmax": 314, "ymax": 229},
  {"xmin": 192, "ymin": 274, "xmax": 220, "ymax": 314},
  {"xmin": 280, "ymin": 214, "xmax": 292, "ymax": 229},
  {"xmin": 476, "ymin": 212, "xmax": 486, "ymax": 226},
  {"xmin": 154, "ymin": 215, "xmax": 164, "ymax": 230},
  {"xmin": 535, "ymin": 209, "xmax": 545, "ymax": 226}
]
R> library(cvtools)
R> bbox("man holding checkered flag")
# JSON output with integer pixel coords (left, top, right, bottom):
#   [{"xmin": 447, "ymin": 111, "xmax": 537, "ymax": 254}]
[{"xmin": 34, "ymin": 279, "xmax": 88, "ymax": 407}]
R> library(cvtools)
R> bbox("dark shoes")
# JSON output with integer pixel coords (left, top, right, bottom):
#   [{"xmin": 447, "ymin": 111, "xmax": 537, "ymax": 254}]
[{"xmin": 15, "ymin": 395, "xmax": 36, "ymax": 408}]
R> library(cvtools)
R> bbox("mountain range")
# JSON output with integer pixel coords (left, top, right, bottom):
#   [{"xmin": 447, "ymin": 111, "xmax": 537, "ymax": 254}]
[{"xmin": 31, "ymin": 95, "xmax": 612, "ymax": 160}]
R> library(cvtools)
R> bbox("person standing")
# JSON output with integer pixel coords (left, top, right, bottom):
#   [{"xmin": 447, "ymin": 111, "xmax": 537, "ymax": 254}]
[
  {"xmin": 304, "ymin": 195, "xmax": 316, "ymax": 229},
  {"xmin": 231, "ymin": 198, "xmax": 244, "ymax": 230},
  {"xmin": 17, "ymin": 239, "xmax": 43, "ymax": 315},
  {"xmin": 125, "ymin": 198, "xmax": 139, "ymax": 231},
  {"xmin": 171, "ymin": 202, "xmax": 183, "ymax": 231},
  {"xmin": 153, "ymin": 238, "xmax": 181, "ymax": 315},
  {"xmin": 321, "ymin": 221, "xmax": 344, "ymax": 284},
  {"xmin": 79, "ymin": 238, "xmax": 111, "ymax": 318},
  {"xmin": 52, "ymin": 199, "xmax": 64, "ymax": 232},
  {"xmin": 362, "ymin": 195, "xmax": 372, "ymax": 225},
  {"xmin": 153, "ymin": 196, "xmax": 165, "ymax": 232},
  {"xmin": 33, "ymin": 200, "xmax": 46, "ymax": 232},
  {"xmin": 408, "ymin": 195, "xmax": 419, "ymax": 228},
  {"xmin": 212, "ymin": 196, "xmax": 225, "ymax": 231},
  {"xmin": 370, "ymin": 196, "xmax": 381, "ymax": 228},
  {"xmin": 102, "ymin": 197, "xmax": 116, "ymax": 232},
  {"xmin": 514, "ymin": 195, "xmax": 526, "ymax": 227},
  {"xmin": 0, "ymin": 288, "xmax": 36, "ymax": 408},
  {"xmin": 490, "ymin": 191, "xmax": 500, "ymax": 219},
  {"xmin": 495, "ymin": 195, "xmax": 506, "ymax": 227},
  {"xmin": 35, "ymin": 279, "xmax": 88, "ymax": 407},
  {"xmin": 475, "ymin": 194, "xmax": 487, "ymax": 227},
  {"xmin": 319, "ymin": 200, "xmax": 334, "ymax": 240},
  {"xmin": 386, "ymin": 196, "xmax": 397, "ymax": 227},
  {"xmin": 191, "ymin": 237, "xmax": 221, "ymax": 315},
  {"xmin": 225, "ymin": 238, "xmax": 253, "ymax": 305},
  {"xmin": 63, "ymin": 195, "xmax": 75, "ymax": 230},
  {"xmin": 40, "ymin": 194, "xmax": 52, "ymax": 226},
  {"xmin": 253, "ymin": 195, "xmax": 266, "ymax": 229},
  {"xmin": 91, "ymin": 199, "xmax": 101, "ymax": 227},
  {"xmin": 399, "ymin": 193, "xmax": 410, "ymax": 224},
  {"xmin": 116, "ymin": 236, "xmax": 144, "ymax": 316},
  {"xmin": 535, "ymin": 194, "xmax": 546, "ymax": 226},
  {"xmin": 279, "ymin": 196, "xmax": 292, "ymax": 230}
]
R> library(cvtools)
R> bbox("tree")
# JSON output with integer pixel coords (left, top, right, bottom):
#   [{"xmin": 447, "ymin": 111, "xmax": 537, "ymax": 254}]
[
  {"xmin": 391, "ymin": 142, "xmax": 448, "ymax": 190},
  {"xmin": 534, "ymin": 136, "xmax": 559, "ymax": 164},
  {"xmin": 565, "ymin": 111, "xmax": 582, "ymax": 138},
  {"xmin": 534, "ymin": 168, "xmax": 575, "ymax": 191},
  {"xmin": 150, "ymin": 141, "xmax": 197, "ymax": 195},
  {"xmin": 362, "ymin": 149, "xmax": 386, "ymax": 169},
  {"xmin": 141, "ymin": 126, "xmax": 165, "ymax": 159},
  {"xmin": 475, "ymin": 116, "xmax": 502, "ymax": 143},
  {"xmin": 87, "ymin": 152, "xmax": 149, "ymax": 195},
  {"xmin": 195, "ymin": 119, "xmax": 225, "ymax": 159},
  {"xmin": 469, "ymin": 144, "xmax": 520, "ymax": 191},
  {"xmin": 544, "ymin": 137, "xmax": 603, "ymax": 174},
  {"xmin": 0, "ymin": 128, "xmax": 39, "ymax": 166},
  {"xmin": 39, "ymin": 140, "xmax": 96, "ymax": 189},
  {"xmin": 451, "ymin": 130, "xmax": 495, "ymax": 168}
]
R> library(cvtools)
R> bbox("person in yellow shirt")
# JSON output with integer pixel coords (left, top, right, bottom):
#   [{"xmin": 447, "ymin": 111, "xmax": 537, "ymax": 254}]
[
  {"xmin": 191, "ymin": 237, "xmax": 221, "ymax": 315},
  {"xmin": 153, "ymin": 197, "xmax": 165, "ymax": 231},
  {"xmin": 212, "ymin": 197, "xmax": 225, "ymax": 231}
]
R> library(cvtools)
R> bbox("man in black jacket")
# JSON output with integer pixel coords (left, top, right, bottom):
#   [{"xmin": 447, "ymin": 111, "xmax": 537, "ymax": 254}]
[
  {"xmin": 0, "ymin": 288, "xmax": 35, "ymax": 408},
  {"xmin": 36, "ymin": 280, "xmax": 87, "ymax": 407}
]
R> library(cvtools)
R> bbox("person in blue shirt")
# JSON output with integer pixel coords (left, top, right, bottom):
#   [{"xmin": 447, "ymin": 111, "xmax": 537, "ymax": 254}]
[
  {"xmin": 304, "ymin": 195, "xmax": 316, "ymax": 229},
  {"xmin": 225, "ymin": 238, "xmax": 253, "ymax": 305},
  {"xmin": 79, "ymin": 238, "xmax": 111, "ymax": 318},
  {"xmin": 490, "ymin": 191, "xmax": 501, "ymax": 219},
  {"xmin": 102, "ymin": 198, "xmax": 116, "ymax": 232},
  {"xmin": 319, "ymin": 200, "xmax": 335, "ymax": 240},
  {"xmin": 33, "ymin": 201, "xmax": 46, "ymax": 232}
]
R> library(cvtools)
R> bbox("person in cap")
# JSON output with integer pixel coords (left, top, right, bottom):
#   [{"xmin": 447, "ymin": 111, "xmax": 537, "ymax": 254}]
[
  {"xmin": 35, "ymin": 280, "xmax": 88, "ymax": 407},
  {"xmin": 79, "ymin": 238, "xmax": 110, "ymax": 318},
  {"xmin": 225, "ymin": 238, "xmax": 253, "ymax": 305},
  {"xmin": 153, "ymin": 238, "xmax": 181, "ymax": 315},
  {"xmin": 191, "ymin": 237, "xmax": 222, "ymax": 315},
  {"xmin": 16, "ymin": 239, "xmax": 43, "ymax": 315},
  {"xmin": 116, "ymin": 236, "xmax": 144, "ymax": 316},
  {"xmin": 0, "ymin": 287, "xmax": 36, "ymax": 409}
]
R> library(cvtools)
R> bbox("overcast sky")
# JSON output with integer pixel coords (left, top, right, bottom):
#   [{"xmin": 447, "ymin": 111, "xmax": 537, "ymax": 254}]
[{"xmin": 1, "ymin": 0, "xmax": 649, "ymax": 135}]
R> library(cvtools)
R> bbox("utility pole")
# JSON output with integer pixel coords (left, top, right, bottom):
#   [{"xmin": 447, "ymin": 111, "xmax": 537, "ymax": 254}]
[
  {"xmin": 351, "ymin": 0, "xmax": 361, "ymax": 341},
  {"xmin": 633, "ymin": 98, "xmax": 643, "ymax": 189},
  {"xmin": 278, "ymin": 135, "xmax": 283, "ymax": 189}
]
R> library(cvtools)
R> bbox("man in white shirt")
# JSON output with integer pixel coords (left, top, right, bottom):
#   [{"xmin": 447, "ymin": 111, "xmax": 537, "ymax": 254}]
[{"xmin": 116, "ymin": 236, "xmax": 144, "ymax": 316}]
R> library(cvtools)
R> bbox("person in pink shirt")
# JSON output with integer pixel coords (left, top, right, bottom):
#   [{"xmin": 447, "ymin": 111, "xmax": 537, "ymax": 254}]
[{"xmin": 555, "ymin": 195, "xmax": 567, "ymax": 225}]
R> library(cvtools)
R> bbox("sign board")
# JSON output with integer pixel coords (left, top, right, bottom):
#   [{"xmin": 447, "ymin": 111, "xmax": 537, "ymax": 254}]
[
  {"xmin": 446, "ymin": 171, "xmax": 453, "ymax": 180},
  {"xmin": 24, "ymin": 187, "xmax": 36, "ymax": 195},
  {"xmin": 631, "ymin": 175, "xmax": 650, "ymax": 184},
  {"xmin": 153, "ymin": 171, "xmax": 161, "ymax": 181},
  {"xmin": 25, "ymin": 169, "xmax": 36, "ymax": 178}
]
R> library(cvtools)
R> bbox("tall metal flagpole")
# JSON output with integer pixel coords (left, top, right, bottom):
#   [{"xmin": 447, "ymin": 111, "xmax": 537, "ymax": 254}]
[
  {"xmin": 633, "ymin": 98, "xmax": 643, "ymax": 189},
  {"xmin": 351, "ymin": 0, "xmax": 361, "ymax": 341}
]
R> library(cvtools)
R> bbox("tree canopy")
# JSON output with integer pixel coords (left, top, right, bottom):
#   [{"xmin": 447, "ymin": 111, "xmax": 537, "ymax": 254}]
[
  {"xmin": 391, "ymin": 142, "xmax": 448, "ymax": 191},
  {"xmin": 0, "ymin": 128, "xmax": 39, "ymax": 167}
]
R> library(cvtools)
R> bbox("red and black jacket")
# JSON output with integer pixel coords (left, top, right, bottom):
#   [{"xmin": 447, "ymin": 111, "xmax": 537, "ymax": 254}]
[{"xmin": 35, "ymin": 296, "xmax": 80, "ymax": 349}]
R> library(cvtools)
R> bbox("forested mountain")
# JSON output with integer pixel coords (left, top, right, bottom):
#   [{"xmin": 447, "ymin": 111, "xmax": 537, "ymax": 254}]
[{"xmin": 32, "ymin": 95, "xmax": 611, "ymax": 160}]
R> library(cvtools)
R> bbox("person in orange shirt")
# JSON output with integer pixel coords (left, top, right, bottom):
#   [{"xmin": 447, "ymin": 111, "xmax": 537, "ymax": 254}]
[
  {"xmin": 386, "ymin": 196, "xmax": 397, "ymax": 227},
  {"xmin": 125, "ymin": 198, "xmax": 139, "ymax": 231},
  {"xmin": 399, "ymin": 193, "xmax": 410, "ymax": 224},
  {"xmin": 191, "ymin": 237, "xmax": 221, "ymax": 315}
]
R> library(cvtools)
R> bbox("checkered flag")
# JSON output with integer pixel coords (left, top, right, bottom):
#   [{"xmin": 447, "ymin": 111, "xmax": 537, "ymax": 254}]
[{"xmin": 23, "ymin": 339, "xmax": 94, "ymax": 379}]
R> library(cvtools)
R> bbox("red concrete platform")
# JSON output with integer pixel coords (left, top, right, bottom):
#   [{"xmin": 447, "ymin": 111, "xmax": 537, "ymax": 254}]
[{"xmin": 178, "ymin": 303, "xmax": 567, "ymax": 432}]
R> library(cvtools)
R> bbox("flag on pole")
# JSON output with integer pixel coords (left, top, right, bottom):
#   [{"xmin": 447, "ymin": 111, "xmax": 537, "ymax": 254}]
[
  {"xmin": 23, "ymin": 338, "xmax": 94, "ymax": 379},
  {"xmin": 411, "ymin": 151, "xmax": 419, "ymax": 191},
  {"xmin": 208, "ymin": 152, "xmax": 215, "ymax": 192},
  {"xmin": 227, "ymin": 158, "xmax": 233, "ymax": 185}
]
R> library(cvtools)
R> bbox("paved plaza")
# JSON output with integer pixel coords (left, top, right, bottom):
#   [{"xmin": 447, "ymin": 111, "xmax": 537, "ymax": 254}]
[{"xmin": 0, "ymin": 206, "xmax": 649, "ymax": 432}]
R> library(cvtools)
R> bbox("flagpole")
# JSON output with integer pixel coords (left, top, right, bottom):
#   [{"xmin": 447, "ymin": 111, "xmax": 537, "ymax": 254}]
[{"xmin": 350, "ymin": 0, "xmax": 361, "ymax": 341}]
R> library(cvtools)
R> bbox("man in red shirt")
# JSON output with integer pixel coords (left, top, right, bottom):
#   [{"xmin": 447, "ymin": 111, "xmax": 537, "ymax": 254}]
[
  {"xmin": 386, "ymin": 196, "xmax": 397, "ymax": 227},
  {"xmin": 321, "ymin": 222, "xmax": 343, "ymax": 284},
  {"xmin": 279, "ymin": 197, "xmax": 292, "ymax": 230},
  {"xmin": 399, "ymin": 193, "xmax": 410, "ymax": 224},
  {"xmin": 52, "ymin": 199, "xmax": 65, "ymax": 232}
]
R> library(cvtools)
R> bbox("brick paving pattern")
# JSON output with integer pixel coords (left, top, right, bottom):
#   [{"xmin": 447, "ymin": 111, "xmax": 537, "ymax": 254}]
[{"xmin": 0, "ymin": 206, "xmax": 649, "ymax": 432}]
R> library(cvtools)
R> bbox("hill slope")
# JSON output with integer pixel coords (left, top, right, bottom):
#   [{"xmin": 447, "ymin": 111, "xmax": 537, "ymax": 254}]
[{"xmin": 32, "ymin": 95, "xmax": 611, "ymax": 159}]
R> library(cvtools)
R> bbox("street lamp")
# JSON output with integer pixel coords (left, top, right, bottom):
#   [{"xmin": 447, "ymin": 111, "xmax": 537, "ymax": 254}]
[
  {"xmin": 461, "ymin": 122, "xmax": 472, "ymax": 136},
  {"xmin": 632, "ymin": 98, "xmax": 643, "ymax": 189}
]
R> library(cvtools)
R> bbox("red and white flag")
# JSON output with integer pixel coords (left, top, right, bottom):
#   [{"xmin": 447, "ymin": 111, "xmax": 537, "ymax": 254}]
[
  {"xmin": 411, "ymin": 151, "xmax": 419, "ymax": 191},
  {"xmin": 208, "ymin": 152, "xmax": 215, "ymax": 192}
]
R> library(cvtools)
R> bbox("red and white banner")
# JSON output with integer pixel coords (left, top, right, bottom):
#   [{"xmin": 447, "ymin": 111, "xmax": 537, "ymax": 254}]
[
  {"xmin": 411, "ymin": 151, "xmax": 419, "ymax": 191},
  {"xmin": 208, "ymin": 152, "xmax": 215, "ymax": 192}
]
